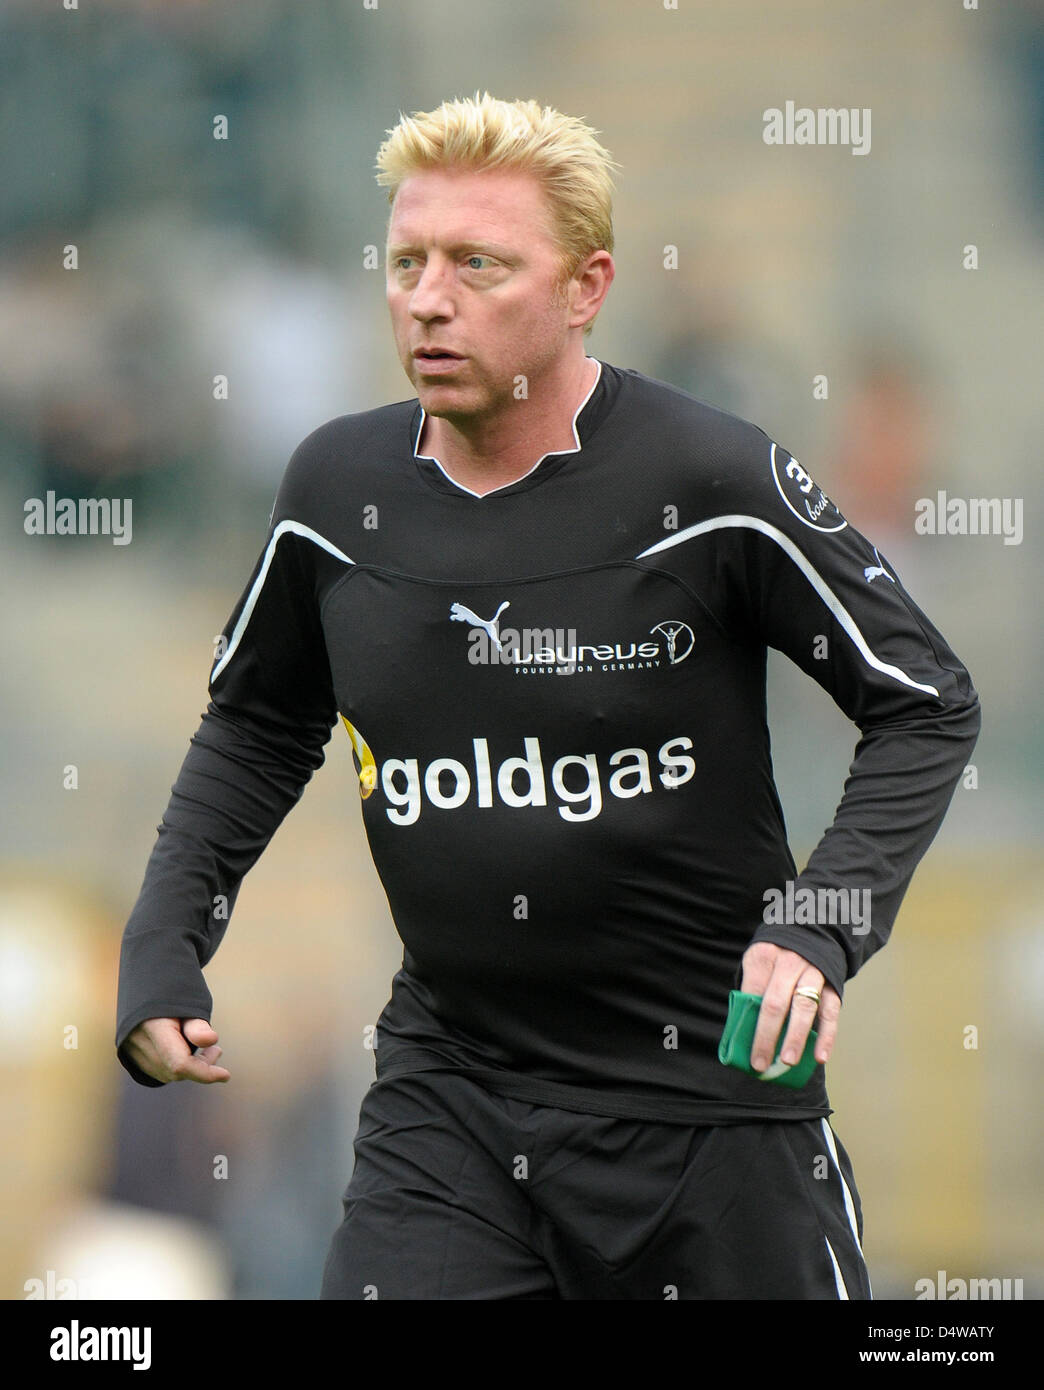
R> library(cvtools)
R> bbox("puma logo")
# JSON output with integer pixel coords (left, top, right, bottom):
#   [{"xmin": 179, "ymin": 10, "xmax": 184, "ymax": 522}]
[
  {"xmin": 450, "ymin": 600, "xmax": 511, "ymax": 652},
  {"xmin": 863, "ymin": 546, "xmax": 894, "ymax": 584}
]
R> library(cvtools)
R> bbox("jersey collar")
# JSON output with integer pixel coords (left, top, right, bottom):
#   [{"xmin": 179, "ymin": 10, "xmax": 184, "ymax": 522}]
[{"xmin": 410, "ymin": 357, "xmax": 612, "ymax": 499}]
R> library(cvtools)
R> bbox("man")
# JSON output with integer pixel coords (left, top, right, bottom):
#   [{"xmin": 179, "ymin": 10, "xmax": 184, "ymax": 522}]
[{"xmin": 116, "ymin": 93, "xmax": 981, "ymax": 1299}]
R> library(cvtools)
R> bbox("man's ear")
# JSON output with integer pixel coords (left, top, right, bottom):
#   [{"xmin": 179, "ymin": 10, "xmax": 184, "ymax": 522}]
[{"xmin": 568, "ymin": 250, "xmax": 614, "ymax": 330}]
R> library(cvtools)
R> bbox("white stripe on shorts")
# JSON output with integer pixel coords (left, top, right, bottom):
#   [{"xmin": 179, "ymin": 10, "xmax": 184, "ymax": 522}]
[
  {"xmin": 824, "ymin": 1236, "xmax": 849, "ymax": 1299},
  {"xmin": 820, "ymin": 1117, "xmax": 873, "ymax": 1298}
]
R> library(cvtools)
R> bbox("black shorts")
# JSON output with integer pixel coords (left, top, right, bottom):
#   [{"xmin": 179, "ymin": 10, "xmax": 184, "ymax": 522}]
[{"xmin": 320, "ymin": 1069, "xmax": 871, "ymax": 1300}]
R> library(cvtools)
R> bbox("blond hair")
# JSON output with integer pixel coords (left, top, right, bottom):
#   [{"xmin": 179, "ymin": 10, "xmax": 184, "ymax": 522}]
[{"xmin": 375, "ymin": 92, "xmax": 618, "ymax": 332}]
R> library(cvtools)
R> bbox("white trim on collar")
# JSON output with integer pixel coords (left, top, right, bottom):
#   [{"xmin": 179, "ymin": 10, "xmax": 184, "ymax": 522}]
[{"xmin": 413, "ymin": 357, "xmax": 603, "ymax": 499}]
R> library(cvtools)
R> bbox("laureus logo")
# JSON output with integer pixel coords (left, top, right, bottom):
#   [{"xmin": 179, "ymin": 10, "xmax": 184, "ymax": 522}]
[
  {"xmin": 448, "ymin": 602, "xmax": 697, "ymax": 673},
  {"xmin": 649, "ymin": 621, "xmax": 694, "ymax": 665}
]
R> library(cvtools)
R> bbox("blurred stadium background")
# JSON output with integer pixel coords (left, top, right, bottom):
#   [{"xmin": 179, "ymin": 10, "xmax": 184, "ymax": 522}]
[{"xmin": 1, "ymin": 0, "xmax": 1041, "ymax": 1300}]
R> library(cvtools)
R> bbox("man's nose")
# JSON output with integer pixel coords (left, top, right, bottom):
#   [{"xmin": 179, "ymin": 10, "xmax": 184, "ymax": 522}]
[{"xmin": 409, "ymin": 259, "xmax": 455, "ymax": 320}]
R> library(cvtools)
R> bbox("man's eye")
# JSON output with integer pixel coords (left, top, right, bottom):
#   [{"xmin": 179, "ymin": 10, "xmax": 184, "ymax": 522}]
[{"xmin": 465, "ymin": 255, "xmax": 491, "ymax": 269}]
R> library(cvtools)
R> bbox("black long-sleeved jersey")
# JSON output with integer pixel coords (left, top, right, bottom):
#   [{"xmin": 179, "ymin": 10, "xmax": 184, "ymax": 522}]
[{"xmin": 115, "ymin": 360, "xmax": 980, "ymax": 1122}]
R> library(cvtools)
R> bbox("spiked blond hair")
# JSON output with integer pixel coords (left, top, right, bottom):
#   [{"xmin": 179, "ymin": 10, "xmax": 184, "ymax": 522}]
[{"xmin": 375, "ymin": 92, "xmax": 618, "ymax": 332}]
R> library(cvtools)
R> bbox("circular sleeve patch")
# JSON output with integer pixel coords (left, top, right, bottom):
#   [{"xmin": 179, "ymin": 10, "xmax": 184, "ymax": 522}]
[{"xmin": 770, "ymin": 443, "xmax": 847, "ymax": 533}]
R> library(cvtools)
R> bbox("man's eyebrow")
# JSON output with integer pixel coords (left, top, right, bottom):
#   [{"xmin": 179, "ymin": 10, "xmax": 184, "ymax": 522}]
[{"xmin": 386, "ymin": 239, "xmax": 519, "ymax": 260}]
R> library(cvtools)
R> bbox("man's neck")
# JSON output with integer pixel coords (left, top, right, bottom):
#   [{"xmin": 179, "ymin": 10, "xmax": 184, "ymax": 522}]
[{"xmin": 418, "ymin": 355, "xmax": 598, "ymax": 496}]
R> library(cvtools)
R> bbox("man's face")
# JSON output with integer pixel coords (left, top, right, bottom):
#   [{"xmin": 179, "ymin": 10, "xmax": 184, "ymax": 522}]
[{"xmin": 385, "ymin": 166, "xmax": 578, "ymax": 424}]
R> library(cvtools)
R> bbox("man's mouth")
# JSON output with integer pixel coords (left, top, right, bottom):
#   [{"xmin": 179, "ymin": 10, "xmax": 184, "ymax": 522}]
[{"xmin": 413, "ymin": 348, "xmax": 466, "ymax": 374}]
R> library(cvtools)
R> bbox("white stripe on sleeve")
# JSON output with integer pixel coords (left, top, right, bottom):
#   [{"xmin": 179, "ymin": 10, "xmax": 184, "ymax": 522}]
[
  {"xmin": 637, "ymin": 515, "xmax": 939, "ymax": 698},
  {"xmin": 211, "ymin": 520, "xmax": 353, "ymax": 682}
]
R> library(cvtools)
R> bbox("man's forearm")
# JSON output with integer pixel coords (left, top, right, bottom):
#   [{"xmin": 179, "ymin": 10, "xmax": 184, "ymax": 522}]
[
  {"xmin": 115, "ymin": 701, "xmax": 333, "ymax": 1084},
  {"xmin": 749, "ymin": 691, "xmax": 981, "ymax": 994}
]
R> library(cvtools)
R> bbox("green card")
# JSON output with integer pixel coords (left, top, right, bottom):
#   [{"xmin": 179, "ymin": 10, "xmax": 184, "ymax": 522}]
[{"xmin": 718, "ymin": 989, "xmax": 820, "ymax": 1089}]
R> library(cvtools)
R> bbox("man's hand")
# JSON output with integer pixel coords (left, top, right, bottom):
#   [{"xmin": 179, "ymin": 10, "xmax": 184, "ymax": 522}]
[
  {"xmin": 740, "ymin": 941, "xmax": 840, "ymax": 1072},
  {"xmin": 122, "ymin": 1017, "xmax": 231, "ymax": 1085}
]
